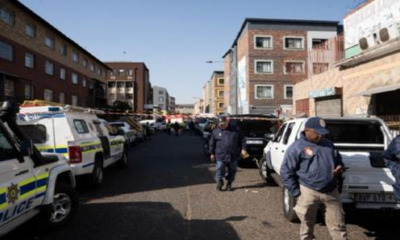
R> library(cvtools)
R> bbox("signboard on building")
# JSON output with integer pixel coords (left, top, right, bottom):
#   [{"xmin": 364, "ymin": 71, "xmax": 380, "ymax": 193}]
[
  {"xmin": 237, "ymin": 57, "xmax": 249, "ymax": 114},
  {"xmin": 309, "ymin": 87, "xmax": 339, "ymax": 98},
  {"xmin": 344, "ymin": 0, "xmax": 400, "ymax": 50}
]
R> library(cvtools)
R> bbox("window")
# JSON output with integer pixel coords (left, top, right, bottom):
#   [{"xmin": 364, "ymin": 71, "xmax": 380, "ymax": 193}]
[
  {"xmin": 74, "ymin": 120, "xmax": 89, "ymax": 134},
  {"xmin": 118, "ymin": 69, "xmax": 124, "ymax": 76},
  {"xmin": 0, "ymin": 7, "xmax": 15, "ymax": 26},
  {"xmin": 312, "ymin": 39, "xmax": 329, "ymax": 49},
  {"xmin": 71, "ymin": 95, "xmax": 78, "ymax": 106},
  {"xmin": 44, "ymin": 89, "xmax": 53, "ymax": 101},
  {"xmin": 273, "ymin": 124, "xmax": 287, "ymax": 143},
  {"xmin": 59, "ymin": 92, "xmax": 65, "ymax": 104},
  {"xmin": 19, "ymin": 125, "xmax": 47, "ymax": 144},
  {"xmin": 117, "ymin": 82, "xmax": 124, "ymax": 88},
  {"xmin": 72, "ymin": 51, "xmax": 79, "ymax": 62},
  {"xmin": 217, "ymin": 78, "xmax": 224, "ymax": 85},
  {"xmin": 82, "ymin": 78, "xmax": 87, "ymax": 87},
  {"xmin": 159, "ymin": 97, "xmax": 164, "ymax": 102},
  {"xmin": 24, "ymin": 53, "xmax": 34, "ymax": 68},
  {"xmin": 159, "ymin": 90, "xmax": 164, "ymax": 95},
  {"xmin": 45, "ymin": 35, "xmax": 55, "ymax": 49},
  {"xmin": 45, "ymin": 61, "xmax": 54, "ymax": 75},
  {"xmin": 108, "ymin": 82, "xmax": 116, "ymax": 88},
  {"xmin": 254, "ymin": 36, "xmax": 272, "ymax": 49},
  {"xmin": 4, "ymin": 79, "xmax": 15, "ymax": 97},
  {"xmin": 313, "ymin": 63, "xmax": 329, "ymax": 74},
  {"xmin": 218, "ymin": 102, "xmax": 224, "ymax": 108},
  {"xmin": 60, "ymin": 68, "xmax": 66, "ymax": 80},
  {"xmin": 325, "ymin": 120, "xmax": 384, "ymax": 144},
  {"xmin": 96, "ymin": 67, "xmax": 101, "ymax": 75},
  {"xmin": 284, "ymin": 37, "xmax": 304, "ymax": 50},
  {"xmin": 24, "ymin": 84, "xmax": 32, "ymax": 99},
  {"xmin": 90, "ymin": 63, "xmax": 94, "ymax": 72},
  {"xmin": 72, "ymin": 73, "xmax": 78, "ymax": 84},
  {"xmin": 89, "ymin": 81, "xmax": 94, "ymax": 90},
  {"xmin": 255, "ymin": 85, "xmax": 274, "ymax": 99},
  {"xmin": 83, "ymin": 59, "xmax": 87, "ymax": 67},
  {"xmin": 60, "ymin": 44, "xmax": 67, "ymax": 56},
  {"xmin": 25, "ymin": 23, "xmax": 36, "ymax": 38},
  {"xmin": 284, "ymin": 85, "xmax": 293, "ymax": 99},
  {"xmin": 126, "ymin": 94, "xmax": 133, "ymax": 99},
  {"xmin": 128, "ymin": 69, "xmax": 133, "ymax": 76},
  {"xmin": 255, "ymin": 60, "xmax": 273, "ymax": 74},
  {"xmin": 218, "ymin": 90, "xmax": 224, "ymax": 97},
  {"xmin": 284, "ymin": 61, "xmax": 305, "ymax": 74},
  {"xmin": 282, "ymin": 123, "xmax": 295, "ymax": 145},
  {"xmin": 125, "ymin": 82, "xmax": 133, "ymax": 88},
  {"xmin": 0, "ymin": 40, "xmax": 13, "ymax": 61}
]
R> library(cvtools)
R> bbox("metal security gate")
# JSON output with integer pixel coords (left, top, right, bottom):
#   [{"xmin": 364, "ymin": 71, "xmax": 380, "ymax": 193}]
[{"xmin": 315, "ymin": 97, "xmax": 342, "ymax": 118}]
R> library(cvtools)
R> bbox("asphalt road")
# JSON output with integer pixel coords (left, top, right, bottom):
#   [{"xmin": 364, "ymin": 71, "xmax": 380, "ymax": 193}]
[{"xmin": 6, "ymin": 132, "xmax": 400, "ymax": 240}]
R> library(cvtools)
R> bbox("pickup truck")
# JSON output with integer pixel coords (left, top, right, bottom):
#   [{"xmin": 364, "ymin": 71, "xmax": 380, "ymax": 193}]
[
  {"xmin": 261, "ymin": 117, "xmax": 399, "ymax": 222},
  {"xmin": 0, "ymin": 102, "xmax": 78, "ymax": 237}
]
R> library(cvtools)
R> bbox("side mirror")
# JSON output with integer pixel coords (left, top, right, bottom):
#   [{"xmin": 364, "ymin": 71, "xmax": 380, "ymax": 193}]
[
  {"xmin": 20, "ymin": 140, "xmax": 33, "ymax": 157},
  {"xmin": 264, "ymin": 133, "xmax": 275, "ymax": 141}
]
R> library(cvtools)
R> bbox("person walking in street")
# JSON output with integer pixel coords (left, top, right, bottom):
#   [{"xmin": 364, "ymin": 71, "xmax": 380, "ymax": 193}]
[
  {"xmin": 173, "ymin": 122, "xmax": 180, "ymax": 136},
  {"xmin": 383, "ymin": 135, "xmax": 400, "ymax": 202},
  {"xmin": 280, "ymin": 117, "xmax": 347, "ymax": 240},
  {"xmin": 209, "ymin": 116, "xmax": 247, "ymax": 191},
  {"xmin": 166, "ymin": 120, "xmax": 172, "ymax": 135}
]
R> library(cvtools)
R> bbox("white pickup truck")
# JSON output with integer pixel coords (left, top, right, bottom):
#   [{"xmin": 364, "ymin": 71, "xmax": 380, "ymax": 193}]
[{"xmin": 260, "ymin": 117, "xmax": 399, "ymax": 222}]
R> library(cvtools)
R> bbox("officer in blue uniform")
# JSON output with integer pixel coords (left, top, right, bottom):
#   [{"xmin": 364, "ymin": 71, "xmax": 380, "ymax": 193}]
[
  {"xmin": 209, "ymin": 116, "xmax": 247, "ymax": 191},
  {"xmin": 280, "ymin": 117, "xmax": 347, "ymax": 240},
  {"xmin": 383, "ymin": 135, "xmax": 400, "ymax": 202}
]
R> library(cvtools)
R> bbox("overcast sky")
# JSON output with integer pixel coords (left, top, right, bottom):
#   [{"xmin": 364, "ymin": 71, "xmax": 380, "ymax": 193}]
[{"xmin": 21, "ymin": 0, "xmax": 359, "ymax": 104}]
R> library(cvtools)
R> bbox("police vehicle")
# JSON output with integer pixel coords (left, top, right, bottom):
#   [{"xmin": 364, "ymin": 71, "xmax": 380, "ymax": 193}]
[
  {"xmin": 110, "ymin": 121, "xmax": 137, "ymax": 147},
  {"xmin": 17, "ymin": 100, "xmax": 128, "ymax": 187},
  {"xmin": 0, "ymin": 102, "xmax": 78, "ymax": 237},
  {"xmin": 261, "ymin": 117, "xmax": 399, "ymax": 222}
]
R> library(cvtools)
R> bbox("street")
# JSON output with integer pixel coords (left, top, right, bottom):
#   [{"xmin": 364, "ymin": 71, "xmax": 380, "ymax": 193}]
[{"xmin": 7, "ymin": 132, "xmax": 400, "ymax": 240}]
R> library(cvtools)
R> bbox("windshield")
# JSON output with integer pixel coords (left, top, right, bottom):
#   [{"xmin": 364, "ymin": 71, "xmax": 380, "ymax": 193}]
[
  {"xmin": 111, "ymin": 123, "xmax": 125, "ymax": 127},
  {"xmin": 230, "ymin": 119, "xmax": 279, "ymax": 137},
  {"xmin": 325, "ymin": 120, "xmax": 384, "ymax": 144}
]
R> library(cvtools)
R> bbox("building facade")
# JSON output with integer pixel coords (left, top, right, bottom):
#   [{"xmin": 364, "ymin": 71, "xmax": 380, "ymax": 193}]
[
  {"xmin": 209, "ymin": 71, "xmax": 225, "ymax": 115},
  {"xmin": 169, "ymin": 96, "xmax": 176, "ymax": 113},
  {"xmin": 175, "ymin": 104, "xmax": 194, "ymax": 115},
  {"xmin": 223, "ymin": 18, "xmax": 341, "ymax": 115},
  {"xmin": 106, "ymin": 62, "xmax": 152, "ymax": 113},
  {"xmin": 153, "ymin": 86, "xmax": 169, "ymax": 113},
  {"xmin": 0, "ymin": 0, "xmax": 110, "ymax": 107}
]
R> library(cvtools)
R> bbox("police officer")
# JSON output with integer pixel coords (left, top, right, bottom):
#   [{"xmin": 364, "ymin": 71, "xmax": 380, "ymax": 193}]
[
  {"xmin": 280, "ymin": 117, "xmax": 347, "ymax": 240},
  {"xmin": 383, "ymin": 135, "xmax": 400, "ymax": 202},
  {"xmin": 209, "ymin": 116, "xmax": 247, "ymax": 191}
]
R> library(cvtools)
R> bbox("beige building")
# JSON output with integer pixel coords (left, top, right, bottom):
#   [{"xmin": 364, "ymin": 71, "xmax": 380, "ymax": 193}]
[{"xmin": 210, "ymin": 71, "xmax": 225, "ymax": 115}]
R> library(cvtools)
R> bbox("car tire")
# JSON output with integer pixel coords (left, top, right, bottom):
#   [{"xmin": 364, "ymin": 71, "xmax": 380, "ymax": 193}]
[
  {"xmin": 117, "ymin": 150, "xmax": 129, "ymax": 168},
  {"xmin": 40, "ymin": 183, "xmax": 79, "ymax": 230},
  {"xmin": 91, "ymin": 160, "xmax": 104, "ymax": 187},
  {"xmin": 283, "ymin": 187, "xmax": 300, "ymax": 223},
  {"xmin": 259, "ymin": 156, "xmax": 274, "ymax": 184}
]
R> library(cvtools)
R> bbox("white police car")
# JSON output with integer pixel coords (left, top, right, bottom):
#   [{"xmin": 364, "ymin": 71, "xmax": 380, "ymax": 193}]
[
  {"xmin": 0, "ymin": 102, "xmax": 78, "ymax": 237},
  {"xmin": 17, "ymin": 100, "xmax": 128, "ymax": 187}
]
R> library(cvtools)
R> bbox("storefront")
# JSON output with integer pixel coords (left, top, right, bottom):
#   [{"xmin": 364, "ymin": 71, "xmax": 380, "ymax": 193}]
[{"xmin": 309, "ymin": 87, "xmax": 343, "ymax": 118}]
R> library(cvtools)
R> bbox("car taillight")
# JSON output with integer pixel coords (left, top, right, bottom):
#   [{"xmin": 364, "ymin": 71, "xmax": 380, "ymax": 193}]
[{"xmin": 68, "ymin": 146, "xmax": 82, "ymax": 164}]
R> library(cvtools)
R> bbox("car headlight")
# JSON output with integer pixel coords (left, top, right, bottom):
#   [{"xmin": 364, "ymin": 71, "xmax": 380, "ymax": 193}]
[{"xmin": 246, "ymin": 140, "xmax": 264, "ymax": 145}]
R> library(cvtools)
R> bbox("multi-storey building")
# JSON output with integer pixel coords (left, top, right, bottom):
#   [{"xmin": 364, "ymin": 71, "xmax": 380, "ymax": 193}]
[
  {"xmin": 175, "ymin": 104, "xmax": 194, "ymax": 115},
  {"xmin": 106, "ymin": 62, "xmax": 152, "ymax": 113},
  {"xmin": 210, "ymin": 71, "xmax": 225, "ymax": 115},
  {"xmin": 223, "ymin": 18, "xmax": 341, "ymax": 115},
  {"xmin": 152, "ymin": 86, "xmax": 169, "ymax": 113},
  {"xmin": 0, "ymin": 0, "xmax": 110, "ymax": 107},
  {"xmin": 169, "ymin": 96, "xmax": 176, "ymax": 113}
]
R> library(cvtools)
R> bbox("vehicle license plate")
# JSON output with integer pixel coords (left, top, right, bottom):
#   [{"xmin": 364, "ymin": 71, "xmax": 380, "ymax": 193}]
[
  {"xmin": 246, "ymin": 140, "xmax": 263, "ymax": 144},
  {"xmin": 351, "ymin": 193, "xmax": 396, "ymax": 203}
]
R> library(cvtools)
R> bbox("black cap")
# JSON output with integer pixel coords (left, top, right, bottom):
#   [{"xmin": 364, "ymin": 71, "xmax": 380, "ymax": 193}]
[{"xmin": 305, "ymin": 117, "xmax": 329, "ymax": 135}]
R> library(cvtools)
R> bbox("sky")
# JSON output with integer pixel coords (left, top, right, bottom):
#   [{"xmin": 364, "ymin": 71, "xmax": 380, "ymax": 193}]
[{"xmin": 20, "ymin": 0, "xmax": 360, "ymax": 104}]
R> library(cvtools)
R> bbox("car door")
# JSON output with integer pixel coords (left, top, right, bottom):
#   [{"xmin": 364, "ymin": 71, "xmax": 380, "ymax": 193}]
[
  {"xmin": 270, "ymin": 123, "xmax": 288, "ymax": 171},
  {"xmin": 0, "ymin": 125, "xmax": 36, "ymax": 226},
  {"xmin": 275, "ymin": 122, "xmax": 296, "ymax": 173}
]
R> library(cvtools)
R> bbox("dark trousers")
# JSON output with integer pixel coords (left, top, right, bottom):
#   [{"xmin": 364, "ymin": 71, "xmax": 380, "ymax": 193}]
[{"xmin": 215, "ymin": 160, "xmax": 238, "ymax": 183}]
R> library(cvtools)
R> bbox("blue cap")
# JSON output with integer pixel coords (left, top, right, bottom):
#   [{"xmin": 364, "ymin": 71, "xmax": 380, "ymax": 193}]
[{"xmin": 305, "ymin": 117, "xmax": 329, "ymax": 135}]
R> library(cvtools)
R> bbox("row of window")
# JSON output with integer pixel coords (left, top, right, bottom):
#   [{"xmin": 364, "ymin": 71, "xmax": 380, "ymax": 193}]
[
  {"xmin": 109, "ymin": 93, "xmax": 133, "ymax": 100},
  {"xmin": 254, "ymin": 36, "xmax": 328, "ymax": 50},
  {"xmin": 254, "ymin": 60, "xmax": 305, "ymax": 74},
  {"xmin": 110, "ymin": 69, "xmax": 135, "ymax": 77},
  {"xmin": 255, "ymin": 84, "xmax": 293, "ymax": 100},
  {"xmin": 43, "ymin": 89, "xmax": 79, "ymax": 106},
  {"xmin": 108, "ymin": 81, "xmax": 133, "ymax": 88},
  {"xmin": 0, "ymin": 6, "xmax": 107, "ymax": 78},
  {"xmin": 0, "ymin": 40, "xmax": 94, "ymax": 89}
]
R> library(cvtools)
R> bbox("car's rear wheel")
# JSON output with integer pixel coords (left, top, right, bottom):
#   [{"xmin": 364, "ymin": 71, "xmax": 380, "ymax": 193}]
[
  {"xmin": 117, "ymin": 150, "xmax": 129, "ymax": 168},
  {"xmin": 91, "ymin": 160, "xmax": 104, "ymax": 187},
  {"xmin": 283, "ymin": 187, "xmax": 300, "ymax": 223},
  {"xmin": 259, "ymin": 156, "xmax": 274, "ymax": 184}
]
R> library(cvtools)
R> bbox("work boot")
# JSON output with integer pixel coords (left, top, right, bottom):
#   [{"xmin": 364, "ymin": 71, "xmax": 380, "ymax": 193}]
[
  {"xmin": 226, "ymin": 182, "xmax": 233, "ymax": 191},
  {"xmin": 216, "ymin": 180, "xmax": 224, "ymax": 191}
]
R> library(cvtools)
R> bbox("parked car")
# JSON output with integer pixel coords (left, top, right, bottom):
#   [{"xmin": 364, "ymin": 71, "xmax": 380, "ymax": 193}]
[
  {"xmin": 0, "ymin": 102, "xmax": 78, "ymax": 237},
  {"xmin": 261, "ymin": 117, "xmax": 399, "ymax": 222},
  {"xmin": 229, "ymin": 114, "xmax": 280, "ymax": 165},
  {"xmin": 18, "ymin": 101, "xmax": 128, "ymax": 187},
  {"xmin": 110, "ymin": 121, "xmax": 137, "ymax": 147}
]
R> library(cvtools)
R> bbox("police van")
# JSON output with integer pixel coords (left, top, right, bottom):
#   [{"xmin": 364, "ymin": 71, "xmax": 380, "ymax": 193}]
[
  {"xmin": 17, "ymin": 101, "xmax": 128, "ymax": 187},
  {"xmin": 0, "ymin": 102, "xmax": 78, "ymax": 237}
]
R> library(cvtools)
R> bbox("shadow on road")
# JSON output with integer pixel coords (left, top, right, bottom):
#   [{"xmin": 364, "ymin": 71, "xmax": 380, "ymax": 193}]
[{"xmin": 7, "ymin": 202, "xmax": 243, "ymax": 240}]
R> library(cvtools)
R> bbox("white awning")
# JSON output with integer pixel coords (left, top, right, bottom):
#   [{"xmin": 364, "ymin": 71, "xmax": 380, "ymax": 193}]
[{"xmin": 353, "ymin": 83, "xmax": 400, "ymax": 97}]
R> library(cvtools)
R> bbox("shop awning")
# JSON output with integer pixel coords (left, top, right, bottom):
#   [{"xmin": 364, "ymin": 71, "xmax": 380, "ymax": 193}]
[{"xmin": 353, "ymin": 83, "xmax": 400, "ymax": 96}]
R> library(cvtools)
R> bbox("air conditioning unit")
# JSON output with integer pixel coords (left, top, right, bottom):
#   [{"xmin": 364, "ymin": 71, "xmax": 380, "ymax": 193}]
[
  {"xmin": 379, "ymin": 22, "xmax": 400, "ymax": 42},
  {"xmin": 359, "ymin": 34, "xmax": 379, "ymax": 50}
]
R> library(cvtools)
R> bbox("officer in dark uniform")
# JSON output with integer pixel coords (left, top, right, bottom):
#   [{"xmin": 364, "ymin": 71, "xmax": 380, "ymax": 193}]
[
  {"xmin": 209, "ymin": 116, "xmax": 247, "ymax": 191},
  {"xmin": 280, "ymin": 117, "xmax": 347, "ymax": 240},
  {"xmin": 383, "ymin": 135, "xmax": 400, "ymax": 202}
]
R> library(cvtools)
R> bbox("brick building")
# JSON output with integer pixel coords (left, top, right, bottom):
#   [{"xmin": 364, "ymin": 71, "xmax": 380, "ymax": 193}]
[
  {"xmin": 223, "ymin": 18, "xmax": 341, "ymax": 115},
  {"xmin": 106, "ymin": 62, "xmax": 152, "ymax": 113},
  {"xmin": 0, "ymin": 0, "xmax": 110, "ymax": 107}
]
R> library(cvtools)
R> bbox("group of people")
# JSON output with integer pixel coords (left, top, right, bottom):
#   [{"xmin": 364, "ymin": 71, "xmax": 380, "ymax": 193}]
[
  {"xmin": 208, "ymin": 116, "xmax": 400, "ymax": 240},
  {"xmin": 165, "ymin": 120, "xmax": 196, "ymax": 136}
]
